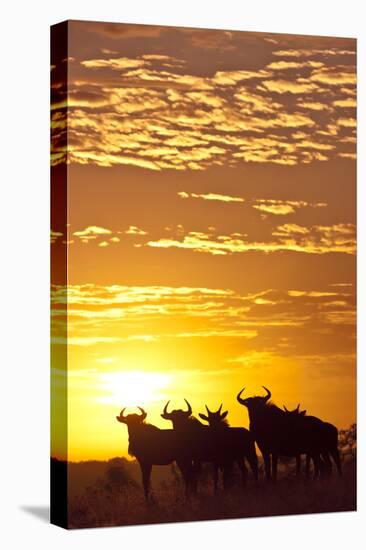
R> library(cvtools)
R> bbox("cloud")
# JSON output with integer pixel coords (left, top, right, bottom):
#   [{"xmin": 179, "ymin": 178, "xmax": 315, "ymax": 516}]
[
  {"xmin": 261, "ymin": 79, "xmax": 319, "ymax": 94},
  {"xmin": 309, "ymin": 67, "xmax": 356, "ymax": 86},
  {"xmin": 333, "ymin": 98, "xmax": 356, "ymax": 108},
  {"xmin": 273, "ymin": 223, "xmax": 310, "ymax": 235},
  {"xmin": 272, "ymin": 48, "xmax": 355, "ymax": 58},
  {"xmin": 266, "ymin": 60, "xmax": 323, "ymax": 70},
  {"xmin": 299, "ymin": 101, "xmax": 331, "ymax": 111},
  {"xmin": 81, "ymin": 57, "xmax": 146, "ymax": 70},
  {"xmin": 144, "ymin": 223, "xmax": 355, "ymax": 256},
  {"xmin": 52, "ymin": 336, "xmax": 121, "ymax": 346},
  {"xmin": 178, "ymin": 191, "xmax": 244, "ymax": 203},
  {"xmin": 125, "ymin": 225, "xmax": 148, "ymax": 235},
  {"xmin": 175, "ymin": 329, "xmax": 258, "ymax": 339},
  {"xmin": 337, "ymin": 117, "xmax": 356, "ymax": 128},
  {"xmin": 51, "ymin": 283, "xmax": 355, "ymax": 367},
  {"xmin": 212, "ymin": 69, "xmax": 272, "ymax": 86},
  {"xmin": 71, "ymin": 225, "xmax": 148, "ymax": 245},
  {"xmin": 51, "ymin": 229, "xmax": 63, "ymax": 244},
  {"xmin": 288, "ymin": 290, "xmax": 340, "ymax": 298},
  {"xmin": 51, "ymin": 284, "xmax": 234, "ymax": 306},
  {"xmin": 73, "ymin": 225, "xmax": 112, "ymax": 244},
  {"xmin": 252, "ymin": 199, "xmax": 326, "ymax": 216},
  {"xmin": 74, "ymin": 226, "xmax": 111, "ymax": 236},
  {"xmin": 338, "ymin": 152, "xmax": 356, "ymax": 160},
  {"xmin": 51, "ymin": 34, "xmax": 356, "ymax": 169}
]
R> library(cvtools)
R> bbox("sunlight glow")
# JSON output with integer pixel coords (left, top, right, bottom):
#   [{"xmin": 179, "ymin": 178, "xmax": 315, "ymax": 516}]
[{"xmin": 98, "ymin": 370, "xmax": 173, "ymax": 407}]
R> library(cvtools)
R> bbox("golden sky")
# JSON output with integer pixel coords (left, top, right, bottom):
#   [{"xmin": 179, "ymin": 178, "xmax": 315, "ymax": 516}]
[{"xmin": 51, "ymin": 21, "xmax": 356, "ymax": 461}]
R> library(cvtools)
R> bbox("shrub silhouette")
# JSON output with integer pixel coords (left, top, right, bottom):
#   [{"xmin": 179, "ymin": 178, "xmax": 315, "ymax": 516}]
[
  {"xmin": 103, "ymin": 458, "xmax": 139, "ymax": 493},
  {"xmin": 339, "ymin": 424, "xmax": 356, "ymax": 457}
]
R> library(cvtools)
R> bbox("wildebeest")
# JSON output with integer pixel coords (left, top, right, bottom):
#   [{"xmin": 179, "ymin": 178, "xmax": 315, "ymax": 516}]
[
  {"xmin": 237, "ymin": 386, "xmax": 341, "ymax": 481},
  {"xmin": 116, "ymin": 407, "xmax": 194, "ymax": 500},
  {"xmin": 198, "ymin": 404, "xmax": 258, "ymax": 490},
  {"xmin": 161, "ymin": 399, "xmax": 206, "ymax": 492},
  {"xmin": 161, "ymin": 400, "xmax": 257, "ymax": 492},
  {"xmin": 282, "ymin": 404, "xmax": 308, "ymax": 476},
  {"xmin": 283, "ymin": 404, "xmax": 342, "ymax": 478}
]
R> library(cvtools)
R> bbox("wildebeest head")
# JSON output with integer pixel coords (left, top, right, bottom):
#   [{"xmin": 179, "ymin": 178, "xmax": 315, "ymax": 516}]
[
  {"xmin": 283, "ymin": 404, "xmax": 307, "ymax": 416},
  {"xmin": 116, "ymin": 407, "xmax": 147, "ymax": 426},
  {"xmin": 199, "ymin": 404, "xmax": 228, "ymax": 427},
  {"xmin": 237, "ymin": 386, "xmax": 272, "ymax": 412},
  {"xmin": 161, "ymin": 399, "xmax": 193, "ymax": 429}
]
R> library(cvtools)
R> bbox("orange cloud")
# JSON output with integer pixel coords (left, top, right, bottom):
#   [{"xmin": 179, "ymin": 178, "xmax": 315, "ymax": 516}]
[
  {"xmin": 333, "ymin": 98, "xmax": 356, "ymax": 108},
  {"xmin": 272, "ymin": 48, "xmax": 355, "ymax": 58},
  {"xmin": 178, "ymin": 192, "xmax": 244, "ymax": 203},
  {"xmin": 144, "ymin": 223, "xmax": 355, "ymax": 256},
  {"xmin": 252, "ymin": 199, "xmax": 326, "ymax": 216},
  {"xmin": 51, "ymin": 42, "xmax": 356, "ymax": 169},
  {"xmin": 73, "ymin": 226, "xmax": 112, "ymax": 243},
  {"xmin": 212, "ymin": 69, "xmax": 271, "ymax": 85},
  {"xmin": 299, "ymin": 101, "xmax": 331, "ymax": 111},
  {"xmin": 266, "ymin": 60, "xmax": 323, "ymax": 70},
  {"xmin": 125, "ymin": 226, "xmax": 148, "ymax": 235},
  {"xmin": 310, "ymin": 67, "xmax": 356, "ymax": 86},
  {"xmin": 337, "ymin": 118, "xmax": 356, "ymax": 128},
  {"xmin": 51, "ymin": 229, "xmax": 63, "ymax": 244},
  {"xmin": 261, "ymin": 79, "xmax": 318, "ymax": 94}
]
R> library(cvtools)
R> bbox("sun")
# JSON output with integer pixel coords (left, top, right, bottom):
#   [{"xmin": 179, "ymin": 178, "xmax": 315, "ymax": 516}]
[{"xmin": 98, "ymin": 370, "xmax": 173, "ymax": 407}]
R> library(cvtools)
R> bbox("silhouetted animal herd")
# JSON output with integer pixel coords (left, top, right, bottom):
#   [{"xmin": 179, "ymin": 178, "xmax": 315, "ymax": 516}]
[{"xmin": 116, "ymin": 387, "xmax": 342, "ymax": 500}]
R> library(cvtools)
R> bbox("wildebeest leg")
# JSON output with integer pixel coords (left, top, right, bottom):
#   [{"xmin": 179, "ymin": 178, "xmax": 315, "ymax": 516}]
[
  {"xmin": 190, "ymin": 460, "xmax": 201, "ymax": 494},
  {"xmin": 305, "ymin": 454, "xmax": 311, "ymax": 478},
  {"xmin": 177, "ymin": 460, "xmax": 193, "ymax": 498},
  {"xmin": 329, "ymin": 447, "xmax": 343, "ymax": 477},
  {"xmin": 262, "ymin": 452, "xmax": 271, "ymax": 481},
  {"xmin": 247, "ymin": 448, "xmax": 259, "ymax": 483},
  {"xmin": 320, "ymin": 450, "xmax": 332, "ymax": 477},
  {"xmin": 312, "ymin": 453, "xmax": 321, "ymax": 479},
  {"xmin": 236, "ymin": 459, "xmax": 248, "ymax": 488},
  {"xmin": 296, "ymin": 454, "xmax": 301, "ymax": 476},
  {"xmin": 223, "ymin": 463, "xmax": 234, "ymax": 490},
  {"xmin": 140, "ymin": 462, "xmax": 152, "ymax": 501},
  {"xmin": 213, "ymin": 464, "xmax": 219, "ymax": 494},
  {"xmin": 271, "ymin": 454, "xmax": 278, "ymax": 482}
]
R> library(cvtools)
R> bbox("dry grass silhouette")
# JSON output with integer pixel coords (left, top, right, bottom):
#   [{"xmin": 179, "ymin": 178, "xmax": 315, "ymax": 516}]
[{"xmin": 64, "ymin": 429, "xmax": 356, "ymax": 529}]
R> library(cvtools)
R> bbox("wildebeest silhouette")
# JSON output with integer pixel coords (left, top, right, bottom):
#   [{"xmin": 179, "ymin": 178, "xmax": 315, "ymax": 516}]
[
  {"xmin": 161, "ymin": 399, "xmax": 205, "ymax": 492},
  {"xmin": 282, "ymin": 403, "xmax": 342, "ymax": 478},
  {"xmin": 237, "ymin": 386, "xmax": 341, "ymax": 481},
  {"xmin": 198, "ymin": 404, "xmax": 258, "ymax": 491},
  {"xmin": 282, "ymin": 404, "xmax": 307, "ymax": 476},
  {"xmin": 283, "ymin": 404, "xmax": 306, "ymax": 416},
  {"xmin": 162, "ymin": 400, "xmax": 257, "ymax": 492},
  {"xmin": 116, "ymin": 407, "xmax": 194, "ymax": 500}
]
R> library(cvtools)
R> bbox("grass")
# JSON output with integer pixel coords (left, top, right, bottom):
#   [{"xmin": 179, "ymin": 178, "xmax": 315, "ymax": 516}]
[{"xmin": 66, "ymin": 454, "xmax": 356, "ymax": 529}]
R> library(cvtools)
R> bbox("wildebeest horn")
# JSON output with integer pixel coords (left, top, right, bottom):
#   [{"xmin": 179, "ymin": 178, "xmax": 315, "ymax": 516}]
[
  {"xmin": 137, "ymin": 407, "xmax": 147, "ymax": 420},
  {"xmin": 283, "ymin": 405, "xmax": 289, "ymax": 412},
  {"xmin": 237, "ymin": 387, "xmax": 247, "ymax": 405},
  {"xmin": 116, "ymin": 407, "xmax": 127, "ymax": 423},
  {"xmin": 218, "ymin": 404, "xmax": 223, "ymax": 413},
  {"xmin": 161, "ymin": 400, "xmax": 172, "ymax": 420},
  {"xmin": 262, "ymin": 386, "xmax": 271, "ymax": 402},
  {"xmin": 296, "ymin": 403, "xmax": 300, "ymax": 412},
  {"xmin": 184, "ymin": 398, "xmax": 192, "ymax": 416},
  {"xmin": 205, "ymin": 404, "xmax": 211, "ymax": 414},
  {"xmin": 120, "ymin": 407, "xmax": 127, "ymax": 418}
]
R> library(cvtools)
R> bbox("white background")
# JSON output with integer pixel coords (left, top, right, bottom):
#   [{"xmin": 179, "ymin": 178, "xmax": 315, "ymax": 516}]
[{"xmin": 0, "ymin": 0, "xmax": 364, "ymax": 548}]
